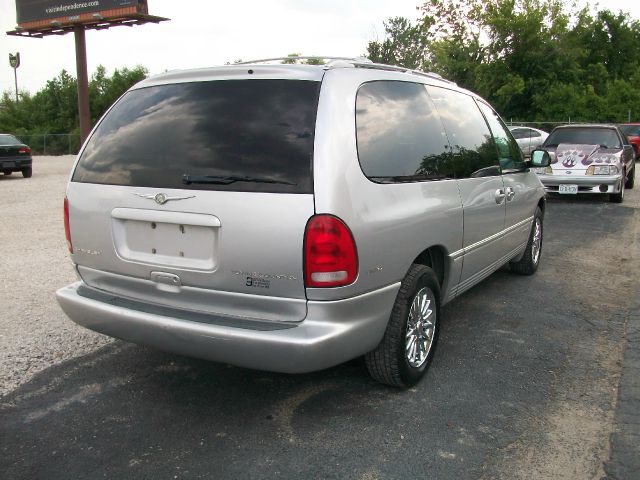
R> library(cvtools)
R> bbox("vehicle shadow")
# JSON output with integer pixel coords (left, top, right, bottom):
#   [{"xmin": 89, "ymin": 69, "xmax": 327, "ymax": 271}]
[
  {"xmin": 0, "ymin": 280, "xmax": 562, "ymax": 480},
  {"xmin": 0, "ymin": 174, "xmax": 24, "ymax": 181}
]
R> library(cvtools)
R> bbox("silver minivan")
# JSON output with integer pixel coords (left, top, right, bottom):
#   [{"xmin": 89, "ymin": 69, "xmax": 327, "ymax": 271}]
[{"xmin": 57, "ymin": 58, "xmax": 550, "ymax": 386}]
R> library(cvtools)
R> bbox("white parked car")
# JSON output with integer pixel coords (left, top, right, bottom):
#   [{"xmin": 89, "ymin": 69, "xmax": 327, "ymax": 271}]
[{"xmin": 509, "ymin": 126, "xmax": 549, "ymax": 157}]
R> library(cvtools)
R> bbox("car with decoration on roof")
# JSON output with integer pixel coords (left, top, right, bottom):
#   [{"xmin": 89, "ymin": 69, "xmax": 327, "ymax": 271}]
[{"xmin": 532, "ymin": 124, "xmax": 635, "ymax": 203}]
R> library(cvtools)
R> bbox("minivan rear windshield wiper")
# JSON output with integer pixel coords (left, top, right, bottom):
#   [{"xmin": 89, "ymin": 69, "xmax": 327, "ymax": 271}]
[{"xmin": 182, "ymin": 174, "xmax": 297, "ymax": 186}]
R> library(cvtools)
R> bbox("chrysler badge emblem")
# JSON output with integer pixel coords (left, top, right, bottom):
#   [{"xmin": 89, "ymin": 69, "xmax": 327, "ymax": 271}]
[{"xmin": 134, "ymin": 193, "xmax": 195, "ymax": 205}]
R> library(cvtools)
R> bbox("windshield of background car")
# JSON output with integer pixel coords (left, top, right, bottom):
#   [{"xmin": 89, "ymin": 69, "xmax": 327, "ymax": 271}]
[
  {"xmin": 0, "ymin": 134, "xmax": 22, "ymax": 145},
  {"xmin": 544, "ymin": 128, "xmax": 621, "ymax": 149},
  {"xmin": 72, "ymin": 79, "xmax": 320, "ymax": 193},
  {"xmin": 620, "ymin": 125, "xmax": 640, "ymax": 137}
]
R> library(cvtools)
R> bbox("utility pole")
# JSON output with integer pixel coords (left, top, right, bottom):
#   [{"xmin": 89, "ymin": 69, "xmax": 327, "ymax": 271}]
[{"xmin": 9, "ymin": 52, "xmax": 20, "ymax": 103}]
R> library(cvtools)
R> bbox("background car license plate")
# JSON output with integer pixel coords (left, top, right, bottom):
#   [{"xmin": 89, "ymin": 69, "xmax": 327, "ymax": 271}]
[
  {"xmin": 3, "ymin": 162, "xmax": 15, "ymax": 168},
  {"xmin": 559, "ymin": 184, "xmax": 578, "ymax": 194}
]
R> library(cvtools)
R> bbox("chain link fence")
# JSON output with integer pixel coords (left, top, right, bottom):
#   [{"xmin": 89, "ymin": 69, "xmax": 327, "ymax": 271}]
[
  {"xmin": 13, "ymin": 134, "xmax": 81, "ymax": 156},
  {"xmin": 504, "ymin": 119, "xmax": 629, "ymax": 132}
]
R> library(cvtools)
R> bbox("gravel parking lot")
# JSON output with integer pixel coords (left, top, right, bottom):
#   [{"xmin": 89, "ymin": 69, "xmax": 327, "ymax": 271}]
[
  {"xmin": 0, "ymin": 156, "xmax": 112, "ymax": 397},
  {"xmin": 1, "ymin": 156, "xmax": 638, "ymax": 479}
]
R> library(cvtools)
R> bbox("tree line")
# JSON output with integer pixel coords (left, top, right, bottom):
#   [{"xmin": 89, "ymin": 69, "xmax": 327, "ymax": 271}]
[
  {"xmin": 0, "ymin": 65, "xmax": 147, "ymax": 153},
  {"xmin": 367, "ymin": 0, "xmax": 640, "ymax": 124}
]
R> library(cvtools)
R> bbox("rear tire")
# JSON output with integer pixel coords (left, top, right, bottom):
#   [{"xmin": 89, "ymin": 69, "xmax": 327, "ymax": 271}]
[
  {"xmin": 510, "ymin": 207, "xmax": 543, "ymax": 275},
  {"xmin": 3, "ymin": 171, "xmax": 12, "ymax": 176},
  {"xmin": 21, "ymin": 167, "xmax": 32, "ymax": 178},
  {"xmin": 365, "ymin": 265, "xmax": 440, "ymax": 387}
]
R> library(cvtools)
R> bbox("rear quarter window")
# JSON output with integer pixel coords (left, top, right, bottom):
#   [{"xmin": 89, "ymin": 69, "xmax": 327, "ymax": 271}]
[
  {"xmin": 355, "ymin": 80, "xmax": 454, "ymax": 182},
  {"xmin": 73, "ymin": 79, "xmax": 320, "ymax": 193}
]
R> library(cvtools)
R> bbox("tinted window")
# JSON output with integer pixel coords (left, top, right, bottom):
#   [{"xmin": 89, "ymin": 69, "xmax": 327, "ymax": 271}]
[
  {"xmin": 356, "ymin": 81, "xmax": 453, "ymax": 182},
  {"xmin": 529, "ymin": 129, "xmax": 542, "ymax": 138},
  {"xmin": 509, "ymin": 128, "xmax": 527, "ymax": 139},
  {"xmin": 544, "ymin": 127, "xmax": 622, "ymax": 149},
  {"xmin": 620, "ymin": 125, "xmax": 640, "ymax": 137},
  {"xmin": 0, "ymin": 134, "xmax": 22, "ymax": 145},
  {"xmin": 476, "ymin": 101, "xmax": 525, "ymax": 172},
  {"xmin": 73, "ymin": 80, "xmax": 319, "ymax": 193},
  {"xmin": 425, "ymin": 86, "xmax": 499, "ymax": 178}
]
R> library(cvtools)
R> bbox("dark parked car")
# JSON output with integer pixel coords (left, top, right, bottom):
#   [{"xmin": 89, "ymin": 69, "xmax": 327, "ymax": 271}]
[
  {"xmin": 619, "ymin": 124, "xmax": 640, "ymax": 159},
  {"xmin": 0, "ymin": 134, "xmax": 32, "ymax": 178}
]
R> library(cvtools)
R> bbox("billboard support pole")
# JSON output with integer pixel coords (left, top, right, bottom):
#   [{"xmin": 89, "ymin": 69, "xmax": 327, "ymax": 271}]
[{"xmin": 74, "ymin": 27, "xmax": 91, "ymax": 144}]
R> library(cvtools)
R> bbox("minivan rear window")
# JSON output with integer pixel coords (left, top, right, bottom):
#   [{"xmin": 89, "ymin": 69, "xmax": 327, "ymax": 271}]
[{"xmin": 73, "ymin": 80, "xmax": 320, "ymax": 193}]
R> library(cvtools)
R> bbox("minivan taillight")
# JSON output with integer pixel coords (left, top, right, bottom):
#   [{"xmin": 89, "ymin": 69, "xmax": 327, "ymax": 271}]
[
  {"xmin": 304, "ymin": 215, "xmax": 358, "ymax": 288},
  {"xmin": 64, "ymin": 197, "xmax": 73, "ymax": 253}
]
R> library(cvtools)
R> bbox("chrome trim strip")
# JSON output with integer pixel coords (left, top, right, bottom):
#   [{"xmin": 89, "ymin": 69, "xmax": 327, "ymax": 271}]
[
  {"xmin": 111, "ymin": 208, "xmax": 221, "ymax": 227},
  {"xmin": 456, "ymin": 242, "xmax": 527, "ymax": 296},
  {"xmin": 449, "ymin": 216, "xmax": 533, "ymax": 260}
]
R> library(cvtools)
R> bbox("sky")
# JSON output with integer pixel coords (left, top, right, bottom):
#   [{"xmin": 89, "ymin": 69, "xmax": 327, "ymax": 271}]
[{"xmin": 0, "ymin": 0, "xmax": 638, "ymax": 95}]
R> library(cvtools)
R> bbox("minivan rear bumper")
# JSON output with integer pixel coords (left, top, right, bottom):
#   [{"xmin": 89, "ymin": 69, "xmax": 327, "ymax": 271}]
[{"xmin": 56, "ymin": 281, "xmax": 400, "ymax": 373}]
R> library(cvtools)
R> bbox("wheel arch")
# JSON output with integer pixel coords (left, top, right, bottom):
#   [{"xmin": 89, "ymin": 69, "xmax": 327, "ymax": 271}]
[{"xmin": 411, "ymin": 246, "xmax": 448, "ymax": 290}]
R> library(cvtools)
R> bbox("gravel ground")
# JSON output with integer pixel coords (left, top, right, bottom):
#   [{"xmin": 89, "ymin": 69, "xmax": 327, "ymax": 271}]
[{"xmin": 0, "ymin": 156, "xmax": 112, "ymax": 397}]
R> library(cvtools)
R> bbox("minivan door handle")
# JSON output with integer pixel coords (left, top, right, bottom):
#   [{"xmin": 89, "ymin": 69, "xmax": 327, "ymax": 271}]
[
  {"xmin": 505, "ymin": 187, "xmax": 516, "ymax": 201},
  {"xmin": 494, "ymin": 189, "xmax": 506, "ymax": 204}
]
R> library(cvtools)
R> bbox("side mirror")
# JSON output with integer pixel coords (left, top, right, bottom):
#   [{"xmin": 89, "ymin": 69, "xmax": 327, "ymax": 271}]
[{"xmin": 528, "ymin": 149, "xmax": 551, "ymax": 168}]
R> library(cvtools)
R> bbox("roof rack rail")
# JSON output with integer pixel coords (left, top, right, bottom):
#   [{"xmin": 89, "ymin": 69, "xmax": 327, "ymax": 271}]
[
  {"xmin": 233, "ymin": 56, "xmax": 456, "ymax": 85},
  {"xmin": 349, "ymin": 61, "xmax": 456, "ymax": 84},
  {"xmin": 235, "ymin": 56, "xmax": 372, "ymax": 65}
]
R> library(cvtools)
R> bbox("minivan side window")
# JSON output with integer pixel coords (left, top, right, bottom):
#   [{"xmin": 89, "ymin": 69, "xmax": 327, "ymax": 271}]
[
  {"xmin": 425, "ymin": 86, "xmax": 500, "ymax": 178},
  {"xmin": 476, "ymin": 100, "xmax": 525, "ymax": 173},
  {"xmin": 356, "ymin": 81, "xmax": 454, "ymax": 182}
]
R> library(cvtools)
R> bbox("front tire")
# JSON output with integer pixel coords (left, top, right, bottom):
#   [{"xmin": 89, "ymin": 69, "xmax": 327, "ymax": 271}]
[
  {"xmin": 510, "ymin": 207, "xmax": 543, "ymax": 275},
  {"xmin": 625, "ymin": 165, "xmax": 635, "ymax": 189},
  {"xmin": 365, "ymin": 265, "xmax": 440, "ymax": 387}
]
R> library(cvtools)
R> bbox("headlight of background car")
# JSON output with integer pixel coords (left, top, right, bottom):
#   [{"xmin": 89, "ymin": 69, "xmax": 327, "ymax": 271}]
[
  {"xmin": 532, "ymin": 166, "xmax": 553, "ymax": 175},
  {"xmin": 586, "ymin": 165, "xmax": 619, "ymax": 175}
]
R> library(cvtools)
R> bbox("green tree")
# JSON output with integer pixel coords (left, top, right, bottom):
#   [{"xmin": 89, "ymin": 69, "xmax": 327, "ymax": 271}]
[
  {"xmin": 0, "ymin": 65, "xmax": 148, "ymax": 153},
  {"xmin": 367, "ymin": 16, "xmax": 432, "ymax": 69},
  {"xmin": 89, "ymin": 65, "xmax": 147, "ymax": 123},
  {"xmin": 367, "ymin": 0, "xmax": 640, "ymax": 122}
]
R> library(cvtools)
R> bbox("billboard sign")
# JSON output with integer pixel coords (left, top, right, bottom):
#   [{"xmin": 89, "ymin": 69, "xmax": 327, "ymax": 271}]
[{"xmin": 15, "ymin": 0, "xmax": 142, "ymax": 24}]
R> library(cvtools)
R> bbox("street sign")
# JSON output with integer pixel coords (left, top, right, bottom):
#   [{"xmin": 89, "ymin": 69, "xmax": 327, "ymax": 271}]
[{"xmin": 9, "ymin": 52, "xmax": 20, "ymax": 69}]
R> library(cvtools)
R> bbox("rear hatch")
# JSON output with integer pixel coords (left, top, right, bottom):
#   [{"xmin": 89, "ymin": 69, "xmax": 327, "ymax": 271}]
[{"xmin": 67, "ymin": 75, "xmax": 321, "ymax": 322}]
